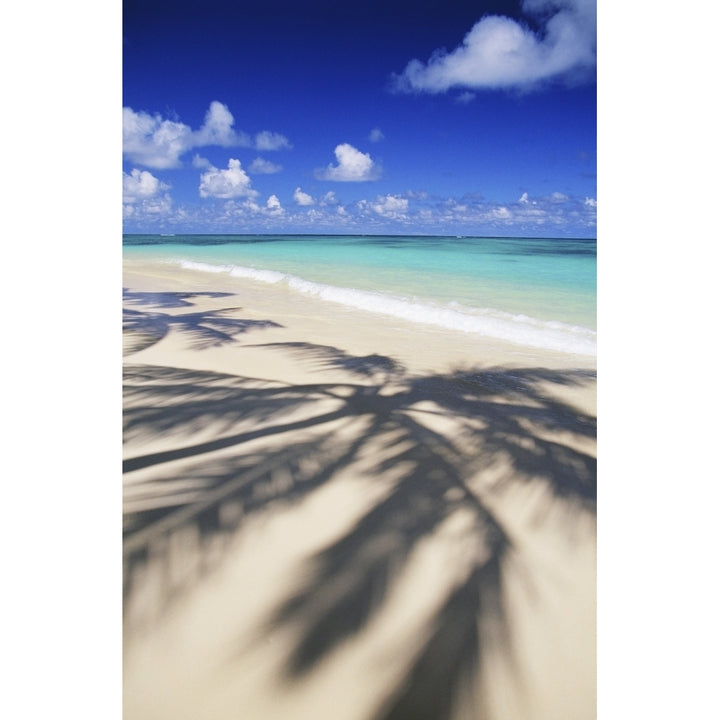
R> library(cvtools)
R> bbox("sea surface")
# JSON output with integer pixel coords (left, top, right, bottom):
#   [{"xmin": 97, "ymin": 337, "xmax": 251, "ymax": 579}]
[{"xmin": 123, "ymin": 234, "xmax": 596, "ymax": 356}]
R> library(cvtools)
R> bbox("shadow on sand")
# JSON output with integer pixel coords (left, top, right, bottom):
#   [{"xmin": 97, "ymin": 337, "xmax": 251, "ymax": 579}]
[
  {"xmin": 122, "ymin": 292, "xmax": 596, "ymax": 720},
  {"xmin": 122, "ymin": 287, "xmax": 283, "ymax": 354}
]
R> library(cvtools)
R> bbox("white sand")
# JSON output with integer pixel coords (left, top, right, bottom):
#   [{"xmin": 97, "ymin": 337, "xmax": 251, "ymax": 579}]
[{"xmin": 123, "ymin": 258, "xmax": 596, "ymax": 720}]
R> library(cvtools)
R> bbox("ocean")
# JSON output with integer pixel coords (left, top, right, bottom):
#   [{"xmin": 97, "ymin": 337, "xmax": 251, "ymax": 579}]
[{"xmin": 123, "ymin": 234, "xmax": 596, "ymax": 357}]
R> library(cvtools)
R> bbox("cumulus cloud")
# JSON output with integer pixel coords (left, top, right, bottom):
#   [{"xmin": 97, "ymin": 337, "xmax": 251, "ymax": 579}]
[
  {"xmin": 255, "ymin": 131, "xmax": 292, "ymax": 151},
  {"xmin": 249, "ymin": 157, "xmax": 283, "ymax": 174},
  {"xmin": 122, "ymin": 169, "xmax": 173, "ymax": 221},
  {"xmin": 123, "ymin": 101, "xmax": 291, "ymax": 169},
  {"xmin": 370, "ymin": 194, "xmax": 409, "ymax": 220},
  {"xmin": 122, "ymin": 169, "xmax": 169, "ymax": 203},
  {"xmin": 122, "ymin": 108, "xmax": 193, "ymax": 169},
  {"xmin": 123, "ymin": 194, "xmax": 173, "ymax": 220},
  {"xmin": 265, "ymin": 194, "xmax": 284, "ymax": 215},
  {"xmin": 123, "ymin": 181, "xmax": 595, "ymax": 234},
  {"xmin": 194, "ymin": 101, "xmax": 251, "ymax": 147},
  {"xmin": 492, "ymin": 206, "xmax": 512, "ymax": 219},
  {"xmin": 199, "ymin": 159, "xmax": 258, "ymax": 199},
  {"xmin": 401, "ymin": 188, "xmax": 596, "ymax": 233},
  {"xmin": 441, "ymin": 198, "xmax": 468, "ymax": 213},
  {"xmin": 392, "ymin": 0, "xmax": 596, "ymax": 93},
  {"xmin": 293, "ymin": 187, "xmax": 315, "ymax": 206},
  {"xmin": 316, "ymin": 143, "xmax": 381, "ymax": 182}
]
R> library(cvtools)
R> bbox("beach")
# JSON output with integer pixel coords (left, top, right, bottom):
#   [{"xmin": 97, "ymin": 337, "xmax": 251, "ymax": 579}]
[{"xmin": 123, "ymin": 252, "xmax": 596, "ymax": 720}]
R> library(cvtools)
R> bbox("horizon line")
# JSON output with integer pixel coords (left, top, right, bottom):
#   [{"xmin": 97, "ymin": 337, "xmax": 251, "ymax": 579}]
[{"xmin": 122, "ymin": 232, "xmax": 597, "ymax": 241}]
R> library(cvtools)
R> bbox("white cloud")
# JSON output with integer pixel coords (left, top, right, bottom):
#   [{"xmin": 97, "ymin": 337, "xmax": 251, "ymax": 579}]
[
  {"xmin": 122, "ymin": 188, "xmax": 596, "ymax": 234},
  {"xmin": 199, "ymin": 159, "xmax": 258, "ymax": 199},
  {"xmin": 249, "ymin": 157, "xmax": 283, "ymax": 174},
  {"xmin": 123, "ymin": 102, "xmax": 290, "ymax": 170},
  {"xmin": 316, "ymin": 143, "xmax": 381, "ymax": 182},
  {"xmin": 122, "ymin": 169, "xmax": 168, "ymax": 203},
  {"xmin": 305, "ymin": 209, "xmax": 324, "ymax": 222},
  {"xmin": 122, "ymin": 169, "xmax": 173, "ymax": 221},
  {"xmin": 192, "ymin": 154, "xmax": 211, "ymax": 169},
  {"xmin": 584, "ymin": 196, "xmax": 597, "ymax": 207},
  {"xmin": 293, "ymin": 187, "xmax": 315, "ymax": 206},
  {"xmin": 444, "ymin": 198, "xmax": 468, "ymax": 213},
  {"xmin": 255, "ymin": 131, "xmax": 292, "ymax": 151},
  {"xmin": 369, "ymin": 127, "xmax": 385, "ymax": 143},
  {"xmin": 265, "ymin": 194, "xmax": 284, "ymax": 215},
  {"xmin": 194, "ymin": 101, "xmax": 250, "ymax": 147},
  {"xmin": 393, "ymin": 0, "xmax": 596, "ymax": 93},
  {"xmin": 140, "ymin": 194, "xmax": 173, "ymax": 215},
  {"xmin": 371, "ymin": 194, "xmax": 409, "ymax": 220},
  {"xmin": 492, "ymin": 206, "xmax": 512, "ymax": 219},
  {"xmin": 122, "ymin": 107, "xmax": 193, "ymax": 169},
  {"xmin": 222, "ymin": 199, "xmax": 262, "ymax": 216},
  {"xmin": 320, "ymin": 191, "xmax": 338, "ymax": 205},
  {"xmin": 398, "ymin": 189, "xmax": 597, "ymax": 232}
]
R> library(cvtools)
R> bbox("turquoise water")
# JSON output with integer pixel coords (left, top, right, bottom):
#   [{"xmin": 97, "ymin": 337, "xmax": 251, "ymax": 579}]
[{"xmin": 123, "ymin": 234, "xmax": 596, "ymax": 356}]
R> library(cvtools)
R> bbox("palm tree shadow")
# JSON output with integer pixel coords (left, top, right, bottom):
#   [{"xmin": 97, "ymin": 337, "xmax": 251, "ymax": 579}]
[
  {"xmin": 123, "ymin": 288, "xmax": 236, "ymax": 308},
  {"xmin": 375, "ymin": 555, "xmax": 506, "ymax": 720},
  {"xmin": 122, "ymin": 288, "xmax": 283, "ymax": 355},
  {"xmin": 123, "ymin": 341, "xmax": 596, "ymax": 719},
  {"xmin": 248, "ymin": 341, "xmax": 407, "ymax": 380}
]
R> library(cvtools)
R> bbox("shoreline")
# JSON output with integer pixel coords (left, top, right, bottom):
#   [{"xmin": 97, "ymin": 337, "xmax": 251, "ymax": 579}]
[
  {"xmin": 123, "ymin": 257, "xmax": 597, "ymax": 368},
  {"xmin": 123, "ymin": 258, "xmax": 596, "ymax": 720}
]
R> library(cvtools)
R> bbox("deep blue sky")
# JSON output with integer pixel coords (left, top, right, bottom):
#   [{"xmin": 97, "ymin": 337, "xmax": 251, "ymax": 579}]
[{"xmin": 123, "ymin": 0, "xmax": 597, "ymax": 236}]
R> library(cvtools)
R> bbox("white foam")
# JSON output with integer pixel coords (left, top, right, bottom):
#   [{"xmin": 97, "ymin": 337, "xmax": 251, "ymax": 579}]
[{"xmin": 173, "ymin": 258, "xmax": 596, "ymax": 356}]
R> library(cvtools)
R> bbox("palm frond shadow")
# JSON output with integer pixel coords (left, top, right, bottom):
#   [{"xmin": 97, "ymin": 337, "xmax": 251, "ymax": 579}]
[
  {"xmin": 123, "ymin": 288, "xmax": 236, "ymax": 308},
  {"xmin": 122, "ymin": 289, "xmax": 282, "ymax": 355},
  {"xmin": 123, "ymin": 342, "xmax": 596, "ymax": 720},
  {"xmin": 247, "ymin": 341, "xmax": 407, "ymax": 379}
]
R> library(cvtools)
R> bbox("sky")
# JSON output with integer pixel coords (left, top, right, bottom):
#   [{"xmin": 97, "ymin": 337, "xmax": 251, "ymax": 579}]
[{"xmin": 122, "ymin": 0, "xmax": 597, "ymax": 237}]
